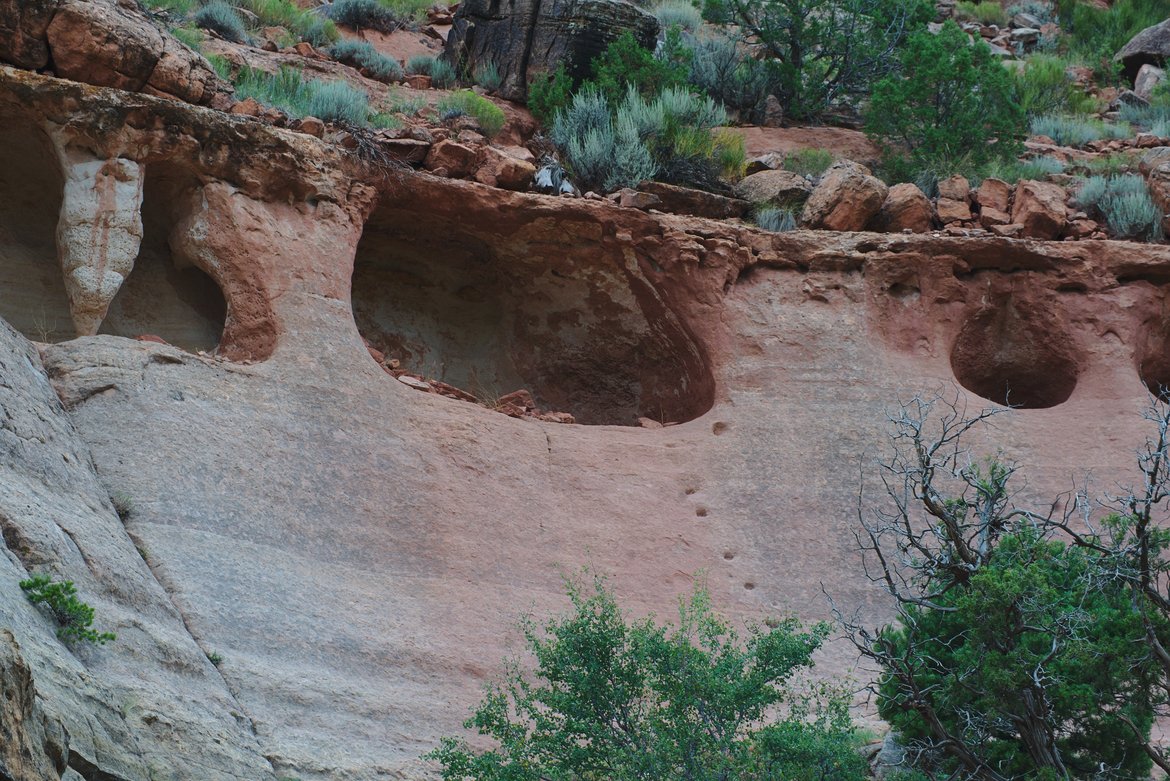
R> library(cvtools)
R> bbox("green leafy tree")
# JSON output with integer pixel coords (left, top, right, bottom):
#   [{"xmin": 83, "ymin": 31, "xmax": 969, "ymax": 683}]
[
  {"xmin": 702, "ymin": 0, "xmax": 931, "ymax": 120},
  {"xmin": 429, "ymin": 570, "xmax": 867, "ymax": 781},
  {"xmin": 865, "ymin": 22, "xmax": 1024, "ymax": 183},
  {"xmin": 839, "ymin": 393, "xmax": 1160, "ymax": 780},
  {"xmin": 588, "ymin": 30, "xmax": 690, "ymax": 107},
  {"xmin": 527, "ymin": 65, "xmax": 574, "ymax": 125}
]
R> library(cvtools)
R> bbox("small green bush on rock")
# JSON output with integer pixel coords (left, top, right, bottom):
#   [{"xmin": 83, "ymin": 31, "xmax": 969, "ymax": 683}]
[
  {"xmin": 329, "ymin": 39, "xmax": 404, "ymax": 82},
  {"xmin": 20, "ymin": 574, "xmax": 116, "ymax": 646},
  {"xmin": 437, "ymin": 90, "xmax": 506, "ymax": 136},
  {"xmin": 194, "ymin": 0, "xmax": 247, "ymax": 42},
  {"xmin": 327, "ymin": 0, "xmax": 397, "ymax": 31}
]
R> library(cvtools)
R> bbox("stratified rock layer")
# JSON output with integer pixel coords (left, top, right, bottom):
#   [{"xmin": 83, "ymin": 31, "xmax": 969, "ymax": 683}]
[{"xmin": 3, "ymin": 62, "xmax": 1170, "ymax": 781}]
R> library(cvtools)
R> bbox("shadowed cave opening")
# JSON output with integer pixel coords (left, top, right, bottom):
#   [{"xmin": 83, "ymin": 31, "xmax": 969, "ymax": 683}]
[
  {"xmin": 950, "ymin": 297, "xmax": 1079, "ymax": 409},
  {"xmin": 99, "ymin": 166, "xmax": 227, "ymax": 352},
  {"xmin": 1136, "ymin": 315, "xmax": 1170, "ymax": 399},
  {"xmin": 0, "ymin": 116, "xmax": 73, "ymax": 342},
  {"xmin": 351, "ymin": 203, "xmax": 714, "ymax": 426}
]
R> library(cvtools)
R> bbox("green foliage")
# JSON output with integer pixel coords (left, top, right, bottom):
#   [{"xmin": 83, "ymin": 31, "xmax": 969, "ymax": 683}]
[
  {"xmin": 473, "ymin": 61, "xmax": 502, "ymax": 92},
  {"xmin": 230, "ymin": 65, "xmax": 375, "ymax": 126},
  {"xmin": 702, "ymin": 0, "xmax": 932, "ymax": 121},
  {"xmin": 1012, "ymin": 54, "xmax": 1085, "ymax": 118},
  {"xmin": 756, "ymin": 206, "xmax": 798, "ymax": 231},
  {"xmin": 437, "ymin": 90, "xmax": 506, "ymax": 136},
  {"xmin": 406, "ymin": 55, "xmax": 457, "ymax": 87},
  {"xmin": 381, "ymin": 0, "xmax": 433, "ymax": 25},
  {"xmin": 653, "ymin": 0, "xmax": 704, "ymax": 32},
  {"xmin": 1030, "ymin": 113, "xmax": 1132, "ymax": 146},
  {"xmin": 428, "ymin": 571, "xmax": 866, "ymax": 781},
  {"xmin": 429, "ymin": 58, "xmax": 456, "ymax": 88},
  {"xmin": 329, "ymin": 39, "xmax": 404, "ymax": 82},
  {"xmin": 783, "ymin": 148, "xmax": 833, "ymax": 178},
  {"xmin": 551, "ymin": 85, "xmax": 741, "ymax": 191},
  {"xmin": 142, "ymin": 0, "xmax": 198, "ymax": 14},
  {"xmin": 327, "ymin": 0, "xmax": 397, "ymax": 31},
  {"xmin": 980, "ymin": 154, "xmax": 1064, "ymax": 183},
  {"xmin": 1075, "ymin": 173, "xmax": 1163, "ymax": 241},
  {"xmin": 306, "ymin": 80, "xmax": 370, "ymax": 125},
  {"xmin": 954, "ymin": 0, "xmax": 1008, "ymax": 24},
  {"xmin": 866, "ymin": 22, "xmax": 1024, "ymax": 183},
  {"xmin": 526, "ymin": 65, "xmax": 574, "ymax": 125},
  {"xmin": 1058, "ymin": 0, "xmax": 1166, "ymax": 80},
  {"xmin": 588, "ymin": 30, "xmax": 689, "ymax": 106},
  {"xmin": 234, "ymin": 0, "xmax": 339, "ymax": 45},
  {"xmin": 384, "ymin": 88, "xmax": 427, "ymax": 116},
  {"xmin": 194, "ymin": 0, "xmax": 247, "ymax": 42},
  {"xmin": 207, "ymin": 53, "xmax": 233, "ymax": 80},
  {"xmin": 20, "ymin": 574, "xmax": 116, "ymax": 646},
  {"xmin": 170, "ymin": 24, "xmax": 204, "ymax": 48},
  {"xmin": 878, "ymin": 529, "xmax": 1155, "ymax": 779},
  {"xmin": 688, "ymin": 33, "xmax": 773, "ymax": 117}
]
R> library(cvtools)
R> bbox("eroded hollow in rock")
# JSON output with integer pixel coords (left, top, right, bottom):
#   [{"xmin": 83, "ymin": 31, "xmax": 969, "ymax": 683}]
[
  {"xmin": 99, "ymin": 166, "xmax": 226, "ymax": 352},
  {"xmin": 950, "ymin": 296, "xmax": 1079, "ymax": 408},
  {"xmin": 1136, "ymin": 315, "xmax": 1170, "ymax": 399},
  {"xmin": 0, "ymin": 117, "xmax": 73, "ymax": 342},
  {"xmin": 352, "ymin": 202, "xmax": 714, "ymax": 425}
]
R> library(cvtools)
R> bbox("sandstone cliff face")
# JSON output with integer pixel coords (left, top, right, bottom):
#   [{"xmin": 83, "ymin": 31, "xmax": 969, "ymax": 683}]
[{"xmin": 4, "ymin": 62, "xmax": 1170, "ymax": 781}]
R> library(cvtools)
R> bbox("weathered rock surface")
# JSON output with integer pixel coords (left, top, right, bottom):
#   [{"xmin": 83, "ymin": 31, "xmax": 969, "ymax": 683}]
[
  {"xmin": 871, "ymin": 182, "xmax": 932, "ymax": 233},
  {"xmin": 1011, "ymin": 179, "xmax": 1067, "ymax": 239},
  {"xmin": 0, "ymin": 0, "xmax": 230, "ymax": 105},
  {"xmin": 1116, "ymin": 17, "xmax": 1170, "ymax": 82},
  {"xmin": 0, "ymin": 318, "xmax": 276, "ymax": 781},
  {"xmin": 7, "ymin": 49, "xmax": 1170, "ymax": 781},
  {"xmin": 0, "ymin": 630, "xmax": 66, "ymax": 781},
  {"xmin": 734, "ymin": 169, "xmax": 813, "ymax": 207},
  {"xmin": 800, "ymin": 160, "xmax": 888, "ymax": 231},
  {"xmin": 445, "ymin": 0, "xmax": 657, "ymax": 101},
  {"xmin": 1136, "ymin": 63, "xmax": 1167, "ymax": 100},
  {"xmin": 976, "ymin": 177, "xmax": 1012, "ymax": 213}
]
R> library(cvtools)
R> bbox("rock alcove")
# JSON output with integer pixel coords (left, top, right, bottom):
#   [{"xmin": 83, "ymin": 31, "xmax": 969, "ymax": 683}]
[
  {"xmin": 0, "ymin": 116, "xmax": 73, "ymax": 342},
  {"xmin": 0, "ymin": 115, "xmax": 226, "ymax": 351},
  {"xmin": 98, "ymin": 165, "xmax": 227, "ymax": 353},
  {"xmin": 351, "ymin": 193, "xmax": 715, "ymax": 426},
  {"xmin": 950, "ymin": 293, "xmax": 1080, "ymax": 408}
]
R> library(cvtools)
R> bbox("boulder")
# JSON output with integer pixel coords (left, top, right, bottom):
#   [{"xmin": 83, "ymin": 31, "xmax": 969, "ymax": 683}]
[
  {"xmin": 425, "ymin": 140, "xmax": 477, "ymax": 178},
  {"xmin": 734, "ymin": 169, "xmax": 813, "ymax": 207},
  {"xmin": 474, "ymin": 146, "xmax": 537, "ymax": 190},
  {"xmin": 976, "ymin": 177, "xmax": 1012, "ymax": 213},
  {"xmin": 1115, "ymin": 17, "xmax": 1170, "ymax": 82},
  {"xmin": 1011, "ymin": 179, "xmax": 1067, "ymax": 239},
  {"xmin": 1146, "ymin": 161, "xmax": 1170, "ymax": 235},
  {"xmin": 1136, "ymin": 64, "xmax": 1167, "ymax": 101},
  {"xmin": 0, "ymin": 0, "xmax": 58, "ymax": 69},
  {"xmin": 34, "ymin": 0, "xmax": 230, "ymax": 106},
  {"xmin": 936, "ymin": 174, "xmax": 970, "ymax": 202},
  {"xmin": 871, "ymin": 182, "xmax": 932, "ymax": 233},
  {"xmin": 636, "ymin": 181, "xmax": 751, "ymax": 219},
  {"xmin": 980, "ymin": 207, "xmax": 1012, "ymax": 228},
  {"xmin": 800, "ymin": 161, "xmax": 888, "ymax": 231},
  {"xmin": 937, "ymin": 197, "xmax": 972, "ymax": 223},
  {"xmin": 1140, "ymin": 146, "xmax": 1170, "ymax": 175},
  {"xmin": 617, "ymin": 188, "xmax": 662, "ymax": 210},
  {"xmin": 444, "ymin": 0, "xmax": 658, "ymax": 102}
]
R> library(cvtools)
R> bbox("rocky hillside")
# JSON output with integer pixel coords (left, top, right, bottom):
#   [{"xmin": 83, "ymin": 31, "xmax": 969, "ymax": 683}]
[{"xmin": 4, "ymin": 0, "xmax": 1170, "ymax": 778}]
